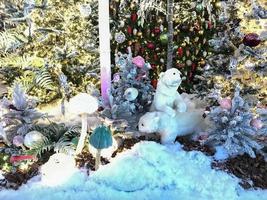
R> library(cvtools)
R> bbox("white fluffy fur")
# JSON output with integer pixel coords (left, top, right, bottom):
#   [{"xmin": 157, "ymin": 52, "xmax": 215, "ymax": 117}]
[
  {"xmin": 41, "ymin": 153, "xmax": 78, "ymax": 186},
  {"xmin": 138, "ymin": 111, "xmax": 205, "ymax": 144},
  {"xmin": 150, "ymin": 68, "xmax": 187, "ymax": 117}
]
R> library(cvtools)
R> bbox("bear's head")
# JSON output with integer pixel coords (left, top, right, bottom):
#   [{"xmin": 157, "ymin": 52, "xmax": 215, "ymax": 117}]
[
  {"xmin": 138, "ymin": 112, "xmax": 160, "ymax": 133},
  {"xmin": 159, "ymin": 68, "xmax": 182, "ymax": 88}
]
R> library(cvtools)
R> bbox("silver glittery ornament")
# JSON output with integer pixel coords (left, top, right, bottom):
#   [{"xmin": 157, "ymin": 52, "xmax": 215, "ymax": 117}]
[
  {"xmin": 115, "ymin": 32, "xmax": 126, "ymax": 44},
  {"xmin": 79, "ymin": 4, "xmax": 92, "ymax": 18},
  {"xmin": 24, "ymin": 131, "xmax": 46, "ymax": 149}
]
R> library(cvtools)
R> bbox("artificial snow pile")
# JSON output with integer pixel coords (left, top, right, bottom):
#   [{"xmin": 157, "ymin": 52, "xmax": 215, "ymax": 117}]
[{"xmin": 0, "ymin": 142, "xmax": 266, "ymax": 200}]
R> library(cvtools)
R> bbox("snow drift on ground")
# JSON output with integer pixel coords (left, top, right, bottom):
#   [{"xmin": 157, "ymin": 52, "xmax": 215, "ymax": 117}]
[{"xmin": 0, "ymin": 141, "xmax": 266, "ymax": 200}]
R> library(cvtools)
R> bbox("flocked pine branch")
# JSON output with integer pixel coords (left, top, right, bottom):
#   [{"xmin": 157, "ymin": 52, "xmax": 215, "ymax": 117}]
[{"xmin": 256, "ymin": 107, "xmax": 267, "ymax": 160}]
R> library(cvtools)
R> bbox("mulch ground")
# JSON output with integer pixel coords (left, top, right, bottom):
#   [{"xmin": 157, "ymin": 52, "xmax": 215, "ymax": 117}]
[
  {"xmin": 176, "ymin": 137, "xmax": 267, "ymax": 190},
  {"xmin": 212, "ymin": 154, "xmax": 267, "ymax": 189},
  {"xmin": 1, "ymin": 162, "xmax": 40, "ymax": 190},
  {"xmin": 1, "ymin": 136, "xmax": 266, "ymax": 190}
]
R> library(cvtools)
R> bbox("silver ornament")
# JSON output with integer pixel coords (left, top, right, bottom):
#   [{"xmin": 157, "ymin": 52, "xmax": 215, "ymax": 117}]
[
  {"xmin": 124, "ymin": 88, "xmax": 138, "ymax": 101},
  {"xmin": 221, "ymin": 116, "xmax": 228, "ymax": 123},
  {"xmin": 24, "ymin": 131, "xmax": 45, "ymax": 149},
  {"xmin": 133, "ymin": 29, "xmax": 137, "ymax": 35},
  {"xmin": 186, "ymin": 60, "xmax": 192, "ymax": 66},
  {"xmin": 115, "ymin": 32, "xmax": 126, "ymax": 44},
  {"xmin": 160, "ymin": 25, "xmax": 164, "ymax": 32},
  {"xmin": 79, "ymin": 4, "xmax": 92, "ymax": 18},
  {"xmin": 119, "ymin": 21, "xmax": 125, "ymax": 28}
]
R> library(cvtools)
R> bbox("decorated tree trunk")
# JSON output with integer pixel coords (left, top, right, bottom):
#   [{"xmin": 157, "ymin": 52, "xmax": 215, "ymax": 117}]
[{"xmin": 166, "ymin": 0, "xmax": 174, "ymax": 70}]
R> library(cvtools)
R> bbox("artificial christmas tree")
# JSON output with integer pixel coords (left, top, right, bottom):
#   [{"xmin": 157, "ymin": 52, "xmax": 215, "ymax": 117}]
[
  {"xmin": 206, "ymin": 86, "xmax": 266, "ymax": 159},
  {"xmin": 110, "ymin": 0, "xmax": 221, "ymax": 91}
]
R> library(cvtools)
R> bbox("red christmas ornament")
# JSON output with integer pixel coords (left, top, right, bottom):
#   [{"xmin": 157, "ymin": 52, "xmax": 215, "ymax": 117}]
[
  {"xmin": 243, "ymin": 33, "xmax": 261, "ymax": 47},
  {"xmin": 147, "ymin": 42, "xmax": 155, "ymax": 50},
  {"xmin": 191, "ymin": 63, "xmax": 197, "ymax": 71},
  {"xmin": 130, "ymin": 13, "xmax": 138, "ymax": 23},
  {"xmin": 176, "ymin": 63, "xmax": 185, "ymax": 68},
  {"xmin": 177, "ymin": 47, "xmax": 183, "ymax": 57},
  {"xmin": 10, "ymin": 155, "xmax": 37, "ymax": 163},
  {"xmin": 188, "ymin": 71, "xmax": 194, "ymax": 82},
  {"xmin": 140, "ymin": 47, "xmax": 145, "ymax": 54},
  {"xmin": 194, "ymin": 22, "xmax": 200, "ymax": 32},
  {"xmin": 127, "ymin": 26, "xmax": 132, "ymax": 35},
  {"xmin": 153, "ymin": 27, "xmax": 161, "ymax": 34},
  {"xmin": 153, "ymin": 54, "xmax": 159, "ymax": 61},
  {"xmin": 151, "ymin": 64, "xmax": 156, "ymax": 70},
  {"xmin": 208, "ymin": 21, "xmax": 212, "ymax": 29},
  {"xmin": 151, "ymin": 79, "xmax": 158, "ymax": 89}
]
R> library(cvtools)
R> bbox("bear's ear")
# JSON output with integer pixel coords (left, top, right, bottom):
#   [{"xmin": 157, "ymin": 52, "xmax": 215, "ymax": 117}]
[{"xmin": 159, "ymin": 72, "xmax": 165, "ymax": 80}]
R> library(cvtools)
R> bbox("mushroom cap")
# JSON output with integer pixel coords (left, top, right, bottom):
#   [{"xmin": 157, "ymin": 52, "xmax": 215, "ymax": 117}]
[
  {"xmin": 89, "ymin": 125, "xmax": 113, "ymax": 149},
  {"xmin": 68, "ymin": 93, "xmax": 99, "ymax": 115},
  {"xmin": 24, "ymin": 131, "xmax": 45, "ymax": 149},
  {"xmin": 13, "ymin": 135, "xmax": 24, "ymax": 147},
  {"xmin": 89, "ymin": 137, "xmax": 118, "ymax": 158}
]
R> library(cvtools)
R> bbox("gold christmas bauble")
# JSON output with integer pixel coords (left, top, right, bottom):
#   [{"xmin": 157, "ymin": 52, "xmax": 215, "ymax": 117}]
[
  {"xmin": 215, "ymin": 2, "xmax": 221, "ymax": 9},
  {"xmin": 198, "ymin": 30, "xmax": 204, "ymax": 35},
  {"xmin": 137, "ymin": 32, "xmax": 142, "ymax": 36}
]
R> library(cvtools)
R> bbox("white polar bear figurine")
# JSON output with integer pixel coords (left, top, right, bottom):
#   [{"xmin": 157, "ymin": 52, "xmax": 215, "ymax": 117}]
[
  {"xmin": 150, "ymin": 68, "xmax": 187, "ymax": 117},
  {"xmin": 41, "ymin": 153, "xmax": 78, "ymax": 186},
  {"xmin": 138, "ymin": 111, "xmax": 205, "ymax": 144}
]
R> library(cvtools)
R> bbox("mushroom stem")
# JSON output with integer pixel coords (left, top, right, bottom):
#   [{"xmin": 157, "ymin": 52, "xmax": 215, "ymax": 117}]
[
  {"xmin": 21, "ymin": 144, "xmax": 27, "ymax": 151},
  {"xmin": 95, "ymin": 149, "xmax": 101, "ymax": 170},
  {"xmin": 75, "ymin": 113, "xmax": 88, "ymax": 155}
]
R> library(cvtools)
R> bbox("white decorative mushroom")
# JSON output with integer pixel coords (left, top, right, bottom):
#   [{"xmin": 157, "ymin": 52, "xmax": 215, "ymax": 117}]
[
  {"xmin": 89, "ymin": 137, "xmax": 118, "ymax": 159},
  {"xmin": 68, "ymin": 93, "xmax": 99, "ymax": 155},
  {"xmin": 13, "ymin": 135, "xmax": 26, "ymax": 150},
  {"xmin": 24, "ymin": 131, "xmax": 45, "ymax": 149}
]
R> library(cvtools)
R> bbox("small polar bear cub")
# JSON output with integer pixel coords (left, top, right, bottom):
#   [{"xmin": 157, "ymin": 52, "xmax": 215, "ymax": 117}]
[
  {"xmin": 41, "ymin": 153, "xmax": 78, "ymax": 186},
  {"xmin": 150, "ymin": 68, "xmax": 187, "ymax": 117},
  {"xmin": 138, "ymin": 111, "xmax": 204, "ymax": 144}
]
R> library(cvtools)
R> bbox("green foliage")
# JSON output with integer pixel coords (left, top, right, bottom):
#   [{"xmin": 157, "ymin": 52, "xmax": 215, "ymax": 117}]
[
  {"xmin": 0, "ymin": 0, "xmax": 100, "ymax": 104},
  {"xmin": 0, "ymin": 153, "xmax": 12, "ymax": 173},
  {"xmin": 25, "ymin": 122, "xmax": 80, "ymax": 157},
  {"xmin": 89, "ymin": 125, "xmax": 113, "ymax": 149},
  {"xmin": 0, "ymin": 30, "xmax": 24, "ymax": 54},
  {"xmin": 34, "ymin": 69, "xmax": 54, "ymax": 90}
]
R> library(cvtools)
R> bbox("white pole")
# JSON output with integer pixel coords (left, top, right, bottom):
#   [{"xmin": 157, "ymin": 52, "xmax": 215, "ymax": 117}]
[{"xmin": 99, "ymin": 0, "xmax": 111, "ymax": 107}]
